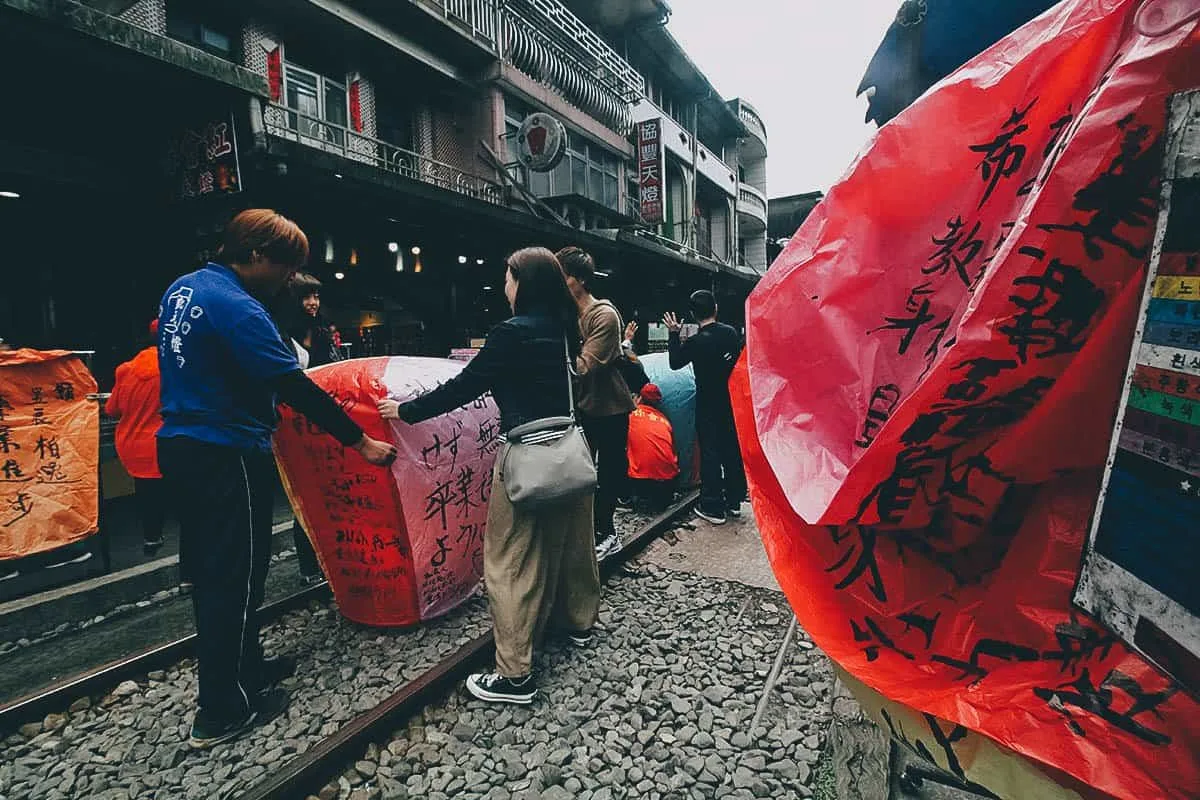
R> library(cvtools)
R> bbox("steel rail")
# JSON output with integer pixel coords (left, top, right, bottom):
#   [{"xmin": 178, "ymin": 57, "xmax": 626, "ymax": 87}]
[
  {"xmin": 0, "ymin": 583, "xmax": 331, "ymax": 731},
  {"xmin": 240, "ymin": 490, "xmax": 699, "ymax": 800}
]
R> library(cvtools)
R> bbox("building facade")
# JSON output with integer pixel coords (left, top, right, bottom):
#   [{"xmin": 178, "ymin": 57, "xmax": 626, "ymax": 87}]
[
  {"xmin": 0, "ymin": 0, "xmax": 767, "ymax": 377},
  {"xmin": 767, "ymin": 191, "xmax": 824, "ymax": 264}
]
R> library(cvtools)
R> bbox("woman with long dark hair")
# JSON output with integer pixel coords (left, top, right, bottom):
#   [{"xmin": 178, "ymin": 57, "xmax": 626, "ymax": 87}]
[
  {"xmin": 377, "ymin": 247, "xmax": 600, "ymax": 704},
  {"xmin": 288, "ymin": 273, "xmax": 341, "ymax": 368},
  {"xmin": 284, "ymin": 273, "xmax": 342, "ymax": 584}
]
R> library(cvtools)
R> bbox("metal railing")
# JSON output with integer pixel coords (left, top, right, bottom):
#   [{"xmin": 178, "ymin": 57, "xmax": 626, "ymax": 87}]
[
  {"xmin": 504, "ymin": 0, "xmax": 643, "ymax": 101},
  {"xmin": 737, "ymin": 183, "xmax": 768, "ymax": 220},
  {"xmin": 498, "ymin": 0, "xmax": 643, "ymax": 133},
  {"xmin": 263, "ymin": 103, "xmax": 504, "ymax": 205},
  {"xmin": 412, "ymin": 0, "xmax": 499, "ymax": 48}
]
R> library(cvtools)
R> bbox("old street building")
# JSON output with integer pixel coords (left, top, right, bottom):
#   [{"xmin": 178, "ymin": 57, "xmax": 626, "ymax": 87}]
[{"xmin": 0, "ymin": 0, "xmax": 768, "ymax": 377}]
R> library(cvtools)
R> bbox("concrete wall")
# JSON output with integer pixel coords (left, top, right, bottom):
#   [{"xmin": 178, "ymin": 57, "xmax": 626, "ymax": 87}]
[
  {"xmin": 709, "ymin": 202, "xmax": 730, "ymax": 261},
  {"xmin": 742, "ymin": 156, "xmax": 767, "ymax": 195}
]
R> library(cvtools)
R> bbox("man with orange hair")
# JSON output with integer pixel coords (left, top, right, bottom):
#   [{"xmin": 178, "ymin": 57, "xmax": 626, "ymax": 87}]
[{"xmin": 157, "ymin": 209, "xmax": 397, "ymax": 749}]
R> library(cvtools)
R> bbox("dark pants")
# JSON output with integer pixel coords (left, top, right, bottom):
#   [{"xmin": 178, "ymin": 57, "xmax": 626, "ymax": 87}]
[
  {"xmin": 629, "ymin": 478, "xmax": 675, "ymax": 512},
  {"xmin": 697, "ymin": 408, "xmax": 746, "ymax": 516},
  {"xmin": 291, "ymin": 520, "xmax": 320, "ymax": 578},
  {"xmin": 158, "ymin": 437, "xmax": 274, "ymax": 724},
  {"xmin": 133, "ymin": 477, "xmax": 167, "ymax": 545},
  {"xmin": 580, "ymin": 412, "xmax": 630, "ymax": 540}
]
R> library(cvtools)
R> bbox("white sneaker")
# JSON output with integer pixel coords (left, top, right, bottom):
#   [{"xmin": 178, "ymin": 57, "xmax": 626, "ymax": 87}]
[
  {"xmin": 466, "ymin": 672, "xmax": 537, "ymax": 705},
  {"xmin": 595, "ymin": 534, "xmax": 621, "ymax": 561},
  {"xmin": 45, "ymin": 552, "xmax": 93, "ymax": 569},
  {"xmin": 694, "ymin": 507, "xmax": 727, "ymax": 525}
]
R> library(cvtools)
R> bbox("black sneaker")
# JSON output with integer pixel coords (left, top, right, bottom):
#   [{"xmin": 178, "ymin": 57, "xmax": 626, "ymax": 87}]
[
  {"xmin": 727, "ymin": 504, "xmax": 743, "ymax": 518},
  {"xmin": 567, "ymin": 629, "xmax": 594, "ymax": 647},
  {"xmin": 694, "ymin": 507, "xmax": 727, "ymax": 525},
  {"xmin": 143, "ymin": 538, "xmax": 165, "ymax": 556},
  {"xmin": 299, "ymin": 572, "xmax": 325, "ymax": 587},
  {"xmin": 465, "ymin": 672, "xmax": 537, "ymax": 705},
  {"xmin": 188, "ymin": 707, "xmax": 257, "ymax": 750},
  {"xmin": 616, "ymin": 496, "xmax": 635, "ymax": 510},
  {"xmin": 259, "ymin": 654, "xmax": 296, "ymax": 689}
]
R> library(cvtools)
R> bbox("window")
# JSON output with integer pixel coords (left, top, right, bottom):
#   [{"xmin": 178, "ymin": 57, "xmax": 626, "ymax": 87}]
[
  {"xmin": 285, "ymin": 63, "xmax": 347, "ymax": 146},
  {"xmin": 166, "ymin": 1, "xmax": 235, "ymax": 57},
  {"xmin": 500, "ymin": 98, "xmax": 624, "ymax": 213}
]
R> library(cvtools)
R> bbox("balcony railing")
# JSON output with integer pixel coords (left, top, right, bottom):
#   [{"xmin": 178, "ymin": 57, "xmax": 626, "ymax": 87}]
[
  {"xmin": 739, "ymin": 106, "xmax": 767, "ymax": 143},
  {"xmin": 500, "ymin": 0, "xmax": 643, "ymax": 133},
  {"xmin": 264, "ymin": 103, "xmax": 504, "ymax": 205},
  {"xmin": 412, "ymin": 0, "xmax": 499, "ymax": 48},
  {"xmin": 737, "ymin": 183, "xmax": 768, "ymax": 221}
]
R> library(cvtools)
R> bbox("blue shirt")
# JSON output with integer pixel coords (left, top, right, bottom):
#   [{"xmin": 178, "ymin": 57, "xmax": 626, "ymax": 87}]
[{"xmin": 157, "ymin": 263, "xmax": 299, "ymax": 451}]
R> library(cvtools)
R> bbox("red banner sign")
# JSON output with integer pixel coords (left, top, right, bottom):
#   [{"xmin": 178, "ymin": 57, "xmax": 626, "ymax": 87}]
[
  {"xmin": 736, "ymin": 3, "xmax": 1200, "ymax": 798},
  {"xmin": 637, "ymin": 118, "xmax": 665, "ymax": 225}
]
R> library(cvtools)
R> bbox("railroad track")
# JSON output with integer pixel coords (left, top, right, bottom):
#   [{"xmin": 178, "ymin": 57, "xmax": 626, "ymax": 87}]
[{"xmin": 0, "ymin": 490, "xmax": 698, "ymax": 800}]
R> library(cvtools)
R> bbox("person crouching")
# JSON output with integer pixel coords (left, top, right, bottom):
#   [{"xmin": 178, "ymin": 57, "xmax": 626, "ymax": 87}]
[{"xmin": 626, "ymin": 383, "xmax": 680, "ymax": 511}]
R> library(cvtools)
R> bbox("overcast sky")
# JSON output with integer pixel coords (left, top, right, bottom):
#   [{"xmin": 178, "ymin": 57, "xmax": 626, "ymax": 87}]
[{"xmin": 666, "ymin": 1, "xmax": 901, "ymax": 198}]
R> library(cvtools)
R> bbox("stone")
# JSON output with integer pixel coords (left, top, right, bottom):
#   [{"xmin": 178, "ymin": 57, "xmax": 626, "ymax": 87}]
[
  {"xmin": 702, "ymin": 685, "xmax": 735, "ymax": 705},
  {"xmin": 68, "ymin": 698, "xmax": 91, "ymax": 713},
  {"xmin": 113, "ymin": 681, "xmax": 140, "ymax": 698},
  {"xmin": 19, "ymin": 722, "xmax": 43, "ymax": 739},
  {"xmin": 356, "ymin": 761, "xmax": 377, "ymax": 779},
  {"xmin": 158, "ymin": 746, "xmax": 187, "ymax": 770}
]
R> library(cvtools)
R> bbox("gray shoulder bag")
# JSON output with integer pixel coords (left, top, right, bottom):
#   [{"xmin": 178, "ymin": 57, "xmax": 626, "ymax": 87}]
[{"xmin": 499, "ymin": 337, "xmax": 598, "ymax": 507}]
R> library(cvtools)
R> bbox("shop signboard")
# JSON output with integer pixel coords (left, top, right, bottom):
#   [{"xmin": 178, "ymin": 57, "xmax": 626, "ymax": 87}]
[
  {"xmin": 166, "ymin": 113, "xmax": 243, "ymax": 200},
  {"xmin": 637, "ymin": 118, "xmax": 665, "ymax": 224},
  {"xmin": 1074, "ymin": 89, "xmax": 1200, "ymax": 692},
  {"xmin": 515, "ymin": 113, "xmax": 567, "ymax": 173}
]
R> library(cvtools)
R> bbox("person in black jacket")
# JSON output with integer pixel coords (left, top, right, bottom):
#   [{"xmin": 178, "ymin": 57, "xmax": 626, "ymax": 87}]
[
  {"xmin": 376, "ymin": 247, "xmax": 600, "ymax": 706},
  {"xmin": 664, "ymin": 290, "xmax": 747, "ymax": 525}
]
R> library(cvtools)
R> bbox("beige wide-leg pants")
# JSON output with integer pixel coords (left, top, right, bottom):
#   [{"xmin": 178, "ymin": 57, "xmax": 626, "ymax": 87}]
[{"xmin": 485, "ymin": 461, "xmax": 601, "ymax": 678}]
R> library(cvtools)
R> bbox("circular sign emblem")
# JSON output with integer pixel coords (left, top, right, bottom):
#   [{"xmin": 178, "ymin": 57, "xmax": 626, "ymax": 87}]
[{"xmin": 516, "ymin": 113, "xmax": 567, "ymax": 173}]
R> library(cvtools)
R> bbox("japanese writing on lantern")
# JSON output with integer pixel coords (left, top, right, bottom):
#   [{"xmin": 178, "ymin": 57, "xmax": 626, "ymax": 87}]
[
  {"xmin": 1038, "ymin": 114, "xmax": 1159, "ymax": 261},
  {"xmin": 1033, "ymin": 668, "xmax": 1176, "ymax": 746},
  {"xmin": 0, "ymin": 369, "xmax": 86, "ymax": 532},
  {"xmin": 999, "ymin": 247, "xmax": 1105, "ymax": 363},
  {"xmin": 925, "ymin": 216, "xmax": 985, "ymax": 289},
  {"xmin": 970, "ymin": 100, "xmax": 1035, "ymax": 208},
  {"xmin": 423, "ymin": 464, "xmax": 490, "ymax": 531}
]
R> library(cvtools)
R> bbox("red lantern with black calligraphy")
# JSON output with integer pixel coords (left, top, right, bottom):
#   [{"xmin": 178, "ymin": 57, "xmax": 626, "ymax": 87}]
[
  {"xmin": 736, "ymin": 1, "xmax": 1200, "ymax": 797},
  {"xmin": 274, "ymin": 357, "xmax": 499, "ymax": 627}
]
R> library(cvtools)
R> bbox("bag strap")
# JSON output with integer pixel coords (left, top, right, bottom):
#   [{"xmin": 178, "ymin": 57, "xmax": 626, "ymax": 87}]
[{"xmin": 563, "ymin": 335, "xmax": 577, "ymax": 422}]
